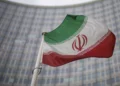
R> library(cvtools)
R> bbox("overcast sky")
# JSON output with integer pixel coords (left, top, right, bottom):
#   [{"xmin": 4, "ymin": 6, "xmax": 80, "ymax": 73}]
[{"xmin": 7, "ymin": 0, "xmax": 96, "ymax": 6}]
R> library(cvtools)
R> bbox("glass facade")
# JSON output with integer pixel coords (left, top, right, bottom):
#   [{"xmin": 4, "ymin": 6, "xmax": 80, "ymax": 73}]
[{"xmin": 0, "ymin": 0, "xmax": 120, "ymax": 86}]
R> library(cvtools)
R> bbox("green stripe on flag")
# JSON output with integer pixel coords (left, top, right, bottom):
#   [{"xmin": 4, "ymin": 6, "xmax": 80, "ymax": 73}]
[{"xmin": 44, "ymin": 15, "xmax": 87, "ymax": 44}]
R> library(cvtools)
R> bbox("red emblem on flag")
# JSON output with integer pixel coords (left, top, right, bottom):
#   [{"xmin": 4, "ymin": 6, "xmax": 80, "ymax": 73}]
[{"xmin": 72, "ymin": 34, "xmax": 88, "ymax": 51}]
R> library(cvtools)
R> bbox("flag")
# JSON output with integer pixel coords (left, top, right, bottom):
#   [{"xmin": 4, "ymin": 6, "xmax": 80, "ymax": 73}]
[{"xmin": 42, "ymin": 15, "xmax": 116, "ymax": 67}]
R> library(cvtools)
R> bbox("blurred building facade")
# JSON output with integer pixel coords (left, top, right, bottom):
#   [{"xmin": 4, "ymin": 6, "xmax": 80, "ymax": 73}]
[{"xmin": 0, "ymin": 0, "xmax": 120, "ymax": 86}]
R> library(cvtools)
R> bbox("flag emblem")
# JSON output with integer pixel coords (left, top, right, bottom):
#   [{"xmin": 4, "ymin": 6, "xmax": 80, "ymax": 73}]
[{"xmin": 72, "ymin": 34, "xmax": 88, "ymax": 51}]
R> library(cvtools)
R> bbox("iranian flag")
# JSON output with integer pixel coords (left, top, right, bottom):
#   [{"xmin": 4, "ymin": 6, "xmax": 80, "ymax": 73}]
[{"xmin": 42, "ymin": 15, "xmax": 116, "ymax": 67}]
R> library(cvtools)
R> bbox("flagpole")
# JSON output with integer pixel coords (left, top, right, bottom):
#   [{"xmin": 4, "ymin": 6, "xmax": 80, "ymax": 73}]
[{"xmin": 30, "ymin": 33, "xmax": 45, "ymax": 86}]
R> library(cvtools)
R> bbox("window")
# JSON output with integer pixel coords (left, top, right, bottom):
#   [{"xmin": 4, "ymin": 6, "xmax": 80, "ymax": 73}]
[
  {"xmin": 47, "ymin": 79, "xmax": 50, "ymax": 84},
  {"xmin": 38, "ymin": 78, "xmax": 45, "ymax": 84},
  {"xmin": 14, "ymin": 78, "xmax": 18, "ymax": 83},
  {"xmin": 60, "ymin": 78, "xmax": 63, "ymax": 83},
  {"xmin": 111, "ymin": 78, "xmax": 115, "ymax": 83},
  {"xmin": 24, "ymin": 78, "xmax": 30, "ymax": 84},
  {"xmin": 18, "ymin": 78, "xmax": 23, "ymax": 84},
  {"xmin": 101, "ymin": 80, "xmax": 106, "ymax": 86}
]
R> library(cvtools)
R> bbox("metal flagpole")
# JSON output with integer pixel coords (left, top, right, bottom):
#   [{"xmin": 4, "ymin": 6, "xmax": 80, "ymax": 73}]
[{"xmin": 31, "ymin": 33, "xmax": 45, "ymax": 86}]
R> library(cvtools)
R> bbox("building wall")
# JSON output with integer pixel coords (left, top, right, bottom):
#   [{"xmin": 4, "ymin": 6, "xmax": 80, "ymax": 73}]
[{"xmin": 0, "ymin": 0, "xmax": 120, "ymax": 86}]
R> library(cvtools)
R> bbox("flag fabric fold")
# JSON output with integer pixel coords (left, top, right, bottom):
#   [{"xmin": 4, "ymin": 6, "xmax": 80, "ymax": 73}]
[{"xmin": 42, "ymin": 15, "xmax": 116, "ymax": 67}]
